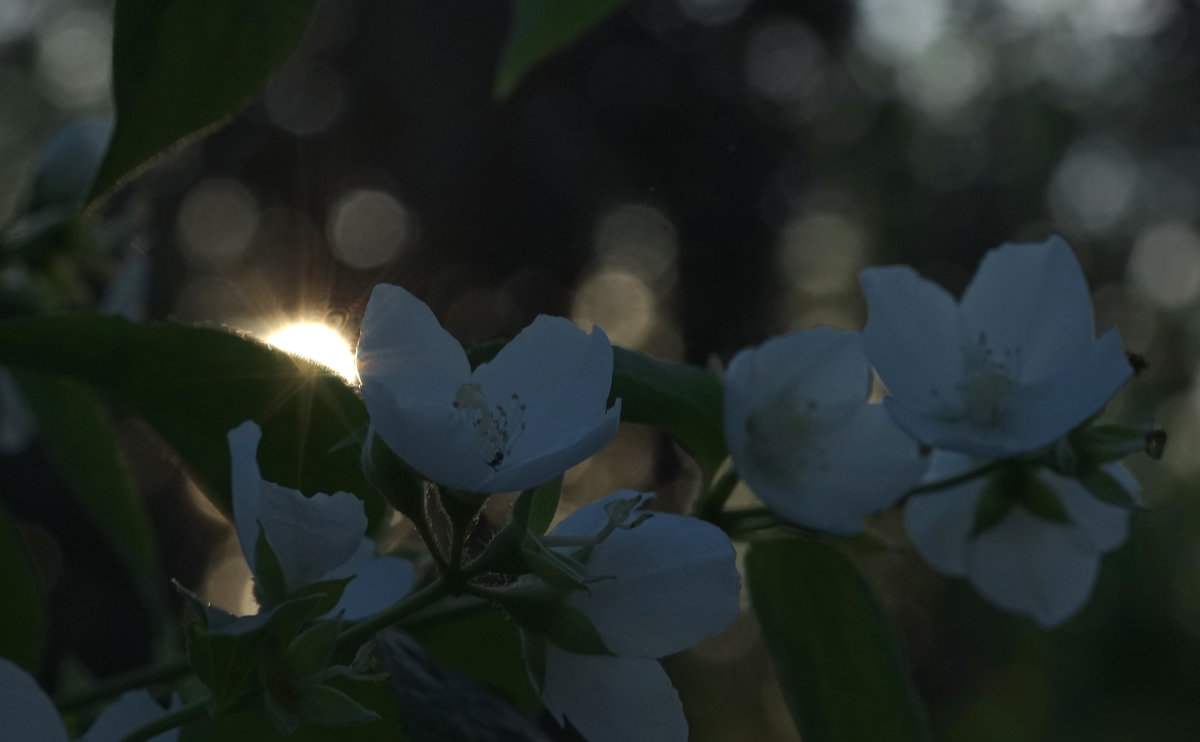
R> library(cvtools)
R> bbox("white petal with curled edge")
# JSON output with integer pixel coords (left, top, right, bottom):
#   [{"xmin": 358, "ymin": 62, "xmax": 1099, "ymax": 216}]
[
  {"xmin": 959, "ymin": 237, "xmax": 1096, "ymax": 386},
  {"xmin": 227, "ymin": 421, "xmax": 366, "ymax": 591},
  {"xmin": 966, "ymin": 507, "xmax": 1104, "ymax": 628},
  {"xmin": 561, "ymin": 494, "xmax": 740, "ymax": 658},
  {"xmin": 83, "ymin": 691, "xmax": 180, "ymax": 742},
  {"xmin": 541, "ymin": 648, "xmax": 687, "ymax": 742},
  {"xmin": 860, "ymin": 265, "xmax": 964, "ymax": 408},
  {"xmin": 0, "ymin": 658, "xmax": 67, "ymax": 741},
  {"xmin": 356, "ymin": 284, "xmax": 471, "ymax": 404},
  {"xmin": 1041, "ymin": 465, "xmax": 1133, "ymax": 553},
  {"xmin": 324, "ymin": 539, "xmax": 416, "ymax": 621}
]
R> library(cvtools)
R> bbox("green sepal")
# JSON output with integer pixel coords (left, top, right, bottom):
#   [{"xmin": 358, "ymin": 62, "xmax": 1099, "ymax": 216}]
[
  {"xmin": 504, "ymin": 598, "xmax": 613, "ymax": 656},
  {"xmin": 521, "ymin": 537, "xmax": 592, "ymax": 593},
  {"xmin": 252, "ymin": 523, "xmax": 289, "ymax": 610},
  {"xmin": 286, "ymin": 615, "xmax": 344, "ymax": 680},
  {"xmin": 971, "ymin": 482, "xmax": 1016, "ymax": 538},
  {"xmin": 528, "ymin": 476, "xmax": 563, "ymax": 537},
  {"xmin": 1017, "ymin": 476, "xmax": 1071, "ymax": 524},
  {"xmin": 1079, "ymin": 467, "xmax": 1139, "ymax": 510},
  {"xmin": 262, "ymin": 689, "xmax": 298, "ymax": 735}
]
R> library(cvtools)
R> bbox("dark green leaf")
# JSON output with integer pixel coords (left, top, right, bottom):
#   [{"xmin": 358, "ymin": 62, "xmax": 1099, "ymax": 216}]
[
  {"xmin": 746, "ymin": 538, "xmax": 930, "ymax": 742},
  {"xmin": 15, "ymin": 372, "xmax": 159, "ymax": 602},
  {"xmin": 375, "ymin": 627, "xmax": 548, "ymax": 742},
  {"xmin": 495, "ymin": 0, "xmax": 629, "ymax": 98},
  {"xmin": 295, "ymin": 684, "xmax": 380, "ymax": 728},
  {"xmin": 504, "ymin": 600, "xmax": 612, "ymax": 656},
  {"xmin": 411, "ymin": 607, "xmax": 541, "ymax": 714},
  {"xmin": 361, "ymin": 427, "xmax": 426, "ymax": 523},
  {"xmin": 971, "ymin": 479, "xmax": 1017, "ymax": 538},
  {"xmin": 0, "ymin": 315, "xmax": 379, "ymax": 526},
  {"xmin": 1017, "ymin": 476, "xmax": 1071, "ymax": 524},
  {"xmin": 286, "ymin": 617, "xmax": 343, "ymax": 680},
  {"xmin": 89, "ymin": 0, "xmax": 317, "ymax": 205},
  {"xmin": 179, "ymin": 676, "xmax": 397, "ymax": 742},
  {"xmin": 0, "ymin": 502, "xmax": 45, "ymax": 672},
  {"xmin": 252, "ymin": 524, "xmax": 289, "ymax": 610},
  {"xmin": 528, "ymin": 476, "xmax": 562, "ymax": 536},
  {"xmin": 186, "ymin": 621, "xmax": 265, "ymax": 713},
  {"xmin": 1080, "ymin": 467, "xmax": 1138, "ymax": 510},
  {"xmin": 610, "ymin": 346, "xmax": 726, "ymax": 481}
]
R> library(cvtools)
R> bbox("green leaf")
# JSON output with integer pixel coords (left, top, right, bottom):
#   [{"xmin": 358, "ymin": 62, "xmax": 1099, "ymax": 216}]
[
  {"xmin": 0, "ymin": 315, "xmax": 379, "ymax": 526},
  {"xmin": 1017, "ymin": 476, "xmax": 1071, "ymax": 524},
  {"xmin": 15, "ymin": 372, "xmax": 159, "ymax": 601},
  {"xmin": 89, "ymin": 0, "xmax": 317, "ymax": 206},
  {"xmin": 971, "ymin": 479, "xmax": 1017, "ymax": 538},
  {"xmin": 252, "ymin": 524, "xmax": 289, "ymax": 610},
  {"xmin": 374, "ymin": 627, "xmax": 547, "ymax": 742},
  {"xmin": 0, "ymin": 501, "xmax": 45, "ymax": 672},
  {"xmin": 504, "ymin": 600, "xmax": 613, "ymax": 656},
  {"xmin": 286, "ymin": 617, "xmax": 343, "ymax": 680},
  {"xmin": 610, "ymin": 346, "xmax": 726, "ymax": 481},
  {"xmin": 295, "ymin": 684, "xmax": 380, "ymax": 728},
  {"xmin": 528, "ymin": 476, "xmax": 562, "ymax": 536},
  {"xmin": 746, "ymin": 538, "xmax": 930, "ymax": 742},
  {"xmin": 495, "ymin": 0, "xmax": 629, "ymax": 98},
  {"xmin": 411, "ymin": 607, "xmax": 541, "ymax": 714},
  {"xmin": 1079, "ymin": 467, "xmax": 1139, "ymax": 510}
]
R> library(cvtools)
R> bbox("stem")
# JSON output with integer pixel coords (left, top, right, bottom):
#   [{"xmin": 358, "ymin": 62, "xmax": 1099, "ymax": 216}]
[
  {"xmin": 116, "ymin": 697, "xmax": 209, "ymax": 742},
  {"xmin": 335, "ymin": 577, "xmax": 455, "ymax": 649},
  {"xmin": 58, "ymin": 658, "xmax": 192, "ymax": 714},
  {"xmin": 901, "ymin": 458, "xmax": 1007, "ymax": 500},
  {"xmin": 695, "ymin": 469, "xmax": 740, "ymax": 522}
]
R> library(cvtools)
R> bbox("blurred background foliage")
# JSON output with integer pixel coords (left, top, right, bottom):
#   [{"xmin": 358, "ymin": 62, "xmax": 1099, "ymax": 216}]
[{"xmin": 1, "ymin": 0, "xmax": 1199, "ymax": 739}]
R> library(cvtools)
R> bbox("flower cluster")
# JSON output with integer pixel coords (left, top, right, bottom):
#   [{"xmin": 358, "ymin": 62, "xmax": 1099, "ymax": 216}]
[
  {"xmin": 2, "ymin": 237, "xmax": 1151, "ymax": 742},
  {"xmin": 724, "ymin": 235, "xmax": 1143, "ymax": 626}
]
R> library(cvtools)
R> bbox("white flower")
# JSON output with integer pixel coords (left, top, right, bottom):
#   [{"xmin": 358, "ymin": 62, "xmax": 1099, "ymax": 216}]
[
  {"xmin": 905, "ymin": 452, "xmax": 1135, "ymax": 627},
  {"xmin": 356, "ymin": 284, "xmax": 621, "ymax": 494},
  {"xmin": 723, "ymin": 328, "xmax": 928, "ymax": 533},
  {"xmin": 860, "ymin": 237, "xmax": 1132, "ymax": 458},
  {"xmin": 0, "ymin": 657, "xmax": 178, "ymax": 741},
  {"xmin": 228, "ymin": 421, "xmax": 414, "ymax": 621},
  {"xmin": 535, "ymin": 491, "xmax": 740, "ymax": 742}
]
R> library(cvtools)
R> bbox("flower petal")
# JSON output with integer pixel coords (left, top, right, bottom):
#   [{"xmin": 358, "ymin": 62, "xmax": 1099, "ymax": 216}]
[
  {"xmin": 967, "ymin": 507, "xmax": 1104, "ymax": 627},
  {"xmin": 359, "ymin": 392, "xmax": 496, "ymax": 492},
  {"xmin": 860, "ymin": 265, "xmax": 964, "ymax": 407},
  {"xmin": 228, "ymin": 421, "xmax": 366, "ymax": 591},
  {"xmin": 541, "ymin": 649, "xmax": 687, "ymax": 742},
  {"xmin": 324, "ymin": 539, "xmax": 416, "ymax": 621},
  {"xmin": 0, "ymin": 658, "xmax": 67, "ymax": 741},
  {"xmin": 559, "ymin": 493, "xmax": 740, "ymax": 658},
  {"xmin": 905, "ymin": 455, "xmax": 1132, "ymax": 627},
  {"xmin": 356, "ymin": 283, "xmax": 470, "ymax": 403},
  {"xmin": 480, "ymin": 402, "xmax": 621, "ymax": 493},
  {"xmin": 83, "ymin": 691, "xmax": 179, "ymax": 742},
  {"xmin": 1005, "ymin": 329, "xmax": 1132, "ymax": 450},
  {"xmin": 748, "ymin": 403, "xmax": 927, "ymax": 534},
  {"xmin": 904, "ymin": 455, "xmax": 983, "ymax": 576},
  {"xmin": 959, "ymin": 237, "xmax": 1095, "ymax": 386},
  {"xmin": 474, "ymin": 317, "xmax": 619, "ymax": 468},
  {"xmin": 882, "ymin": 398, "xmax": 1029, "ymax": 459},
  {"xmin": 1041, "ymin": 465, "xmax": 1133, "ymax": 553}
]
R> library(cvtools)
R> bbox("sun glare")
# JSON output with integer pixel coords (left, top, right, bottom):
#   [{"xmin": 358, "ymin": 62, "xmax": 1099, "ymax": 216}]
[{"xmin": 265, "ymin": 322, "xmax": 359, "ymax": 384}]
